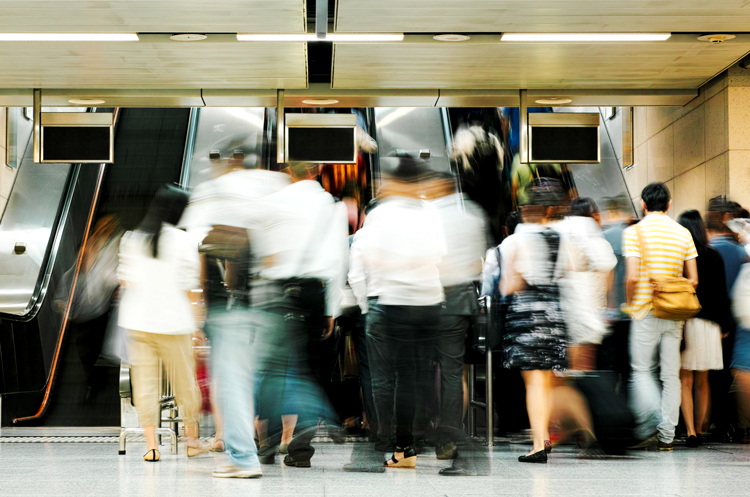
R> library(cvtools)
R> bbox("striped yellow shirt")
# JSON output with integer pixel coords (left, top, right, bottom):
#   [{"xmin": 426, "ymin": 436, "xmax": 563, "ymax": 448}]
[{"xmin": 622, "ymin": 214, "xmax": 698, "ymax": 320}]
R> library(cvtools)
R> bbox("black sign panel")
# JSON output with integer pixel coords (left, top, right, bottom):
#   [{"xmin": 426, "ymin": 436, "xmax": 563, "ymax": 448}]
[
  {"xmin": 287, "ymin": 127, "xmax": 355, "ymax": 163},
  {"xmin": 530, "ymin": 126, "xmax": 599, "ymax": 163},
  {"xmin": 43, "ymin": 126, "xmax": 111, "ymax": 162}
]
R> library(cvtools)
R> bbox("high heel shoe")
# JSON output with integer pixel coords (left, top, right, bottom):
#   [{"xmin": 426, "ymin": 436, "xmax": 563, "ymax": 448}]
[
  {"xmin": 384, "ymin": 446, "xmax": 417, "ymax": 468},
  {"xmin": 518, "ymin": 450, "xmax": 547, "ymax": 463},
  {"xmin": 143, "ymin": 449, "xmax": 160, "ymax": 462}
]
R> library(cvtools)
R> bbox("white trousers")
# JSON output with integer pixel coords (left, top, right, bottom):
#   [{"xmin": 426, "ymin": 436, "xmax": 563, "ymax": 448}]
[{"xmin": 629, "ymin": 314, "xmax": 683, "ymax": 443}]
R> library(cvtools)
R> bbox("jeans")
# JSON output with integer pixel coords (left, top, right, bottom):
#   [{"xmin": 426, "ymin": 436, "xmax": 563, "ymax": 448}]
[
  {"xmin": 209, "ymin": 305, "xmax": 261, "ymax": 469},
  {"xmin": 436, "ymin": 314, "xmax": 469, "ymax": 445},
  {"xmin": 253, "ymin": 281, "xmax": 333, "ymax": 462},
  {"xmin": 629, "ymin": 314, "xmax": 682, "ymax": 443},
  {"xmin": 367, "ymin": 301, "xmax": 440, "ymax": 448},
  {"xmin": 349, "ymin": 315, "xmax": 377, "ymax": 436}
]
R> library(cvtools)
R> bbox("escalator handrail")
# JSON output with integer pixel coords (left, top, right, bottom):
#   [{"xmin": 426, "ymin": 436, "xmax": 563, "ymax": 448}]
[{"xmin": 13, "ymin": 163, "xmax": 107, "ymax": 423}]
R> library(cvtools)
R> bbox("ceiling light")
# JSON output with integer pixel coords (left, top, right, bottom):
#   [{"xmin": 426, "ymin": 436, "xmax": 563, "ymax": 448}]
[
  {"xmin": 501, "ymin": 33, "xmax": 671, "ymax": 42},
  {"xmin": 170, "ymin": 34, "xmax": 207, "ymax": 41},
  {"xmin": 535, "ymin": 98, "xmax": 573, "ymax": 105},
  {"xmin": 697, "ymin": 34, "xmax": 735, "ymax": 44},
  {"xmin": 433, "ymin": 34, "xmax": 470, "ymax": 42},
  {"xmin": 67, "ymin": 98, "xmax": 106, "ymax": 105},
  {"xmin": 237, "ymin": 33, "xmax": 403, "ymax": 42},
  {"xmin": 0, "ymin": 33, "xmax": 139, "ymax": 41},
  {"xmin": 302, "ymin": 99, "xmax": 339, "ymax": 105}
]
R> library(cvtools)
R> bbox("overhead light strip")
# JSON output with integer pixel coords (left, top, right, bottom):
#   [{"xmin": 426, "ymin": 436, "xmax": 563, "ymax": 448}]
[
  {"xmin": 501, "ymin": 33, "xmax": 671, "ymax": 42},
  {"xmin": 0, "ymin": 33, "xmax": 139, "ymax": 41},
  {"xmin": 237, "ymin": 33, "xmax": 403, "ymax": 42}
]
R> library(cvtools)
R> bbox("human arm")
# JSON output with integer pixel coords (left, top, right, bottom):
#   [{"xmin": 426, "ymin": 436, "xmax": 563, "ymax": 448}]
[
  {"xmin": 684, "ymin": 258, "xmax": 698, "ymax": 289},
  {"xmin": 625, "ymin": 256, "xmax": 640, "ymax": 307},
  {"xmin": 348, "ymin": 231, "xmax": 369, "ymax": 313}
]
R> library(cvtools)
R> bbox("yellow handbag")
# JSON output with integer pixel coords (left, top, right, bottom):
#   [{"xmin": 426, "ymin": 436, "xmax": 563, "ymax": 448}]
[{"xmin": 636, "ymin": 224, "xmax": 701, "ymax": 321}]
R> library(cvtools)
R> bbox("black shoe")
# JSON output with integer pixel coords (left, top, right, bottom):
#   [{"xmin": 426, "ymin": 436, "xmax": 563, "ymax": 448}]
[
  {"xmin": 384, "ymin": 446, "xmax": 417, "ymax": 468},
  {"xmin": 436, "ymin": 442, "xmax": 459, "ymax": 460},
  {"xmin": 518, "ymin": 450, "xmax": 547, "ymax": 463},
  {"xmin": 283, "ymin": 454, "xmax": 311, "ymax": 468},
  {"xmin": 685, "ymin": 435, "xmax": 700, "ymax": 448},
  {"xmin": 258, "ymin": 447, "xmax": 275, "ymax": 465},
  {"xmin": 439, "ymin": 466, "xmax": 475, "ymax": 476}
]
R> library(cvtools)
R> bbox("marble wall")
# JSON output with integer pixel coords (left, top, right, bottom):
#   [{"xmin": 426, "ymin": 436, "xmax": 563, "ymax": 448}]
[{"xmin": 629, "ymin": 64, "xmax": 750, "ymax": 218}]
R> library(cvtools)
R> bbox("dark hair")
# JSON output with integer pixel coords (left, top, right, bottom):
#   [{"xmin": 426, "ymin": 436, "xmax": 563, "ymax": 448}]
[
  {"xmin": 570, "ymin": 197, "xmax": 599, "ymax": 218},
  {"xmin": 383, "ymin": 152, "xmax": 431, "ymax": 183},
  {"xmin": 138, "ymin": 185, "xmax": 190, "ymax": 258},
  {"xmin": 678, "ymin": 209, "xmax": 709, "ymax": 255},
  {"xmin": 707, "ymin": 197, "xmax": 738, "ymax": 233},
  {"xmin": 505, "ymin": 210, "xmax": 522, "ymax": 236},
  {"xmin": 364, "ymin": 198, "xmax": 379, "ymax": 216},
  {"xmin": 341, "ymin": 180, "xmax": 361, "ymax": 200},
  {"xmin": 641, "ymin": 183, "xmax": 671, "ymax": 213},
  {"xmin": 523, "ymin": 177, "xmax": 568, "ymax": 208}
]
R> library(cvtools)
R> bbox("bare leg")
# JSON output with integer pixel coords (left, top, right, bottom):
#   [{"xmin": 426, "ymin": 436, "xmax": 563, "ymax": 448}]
[
  {"xmin": 733, "ymin": 369, "xmax": 750, "ymax": 428},
  {"xmin": 210, "ymin": 380, "xmax": 224, "ymax": 449},
  {"xmin": 256, "ymin": 418, "xmax": 268, "ymax": 448},
  {"xmin": 521, "ymin": 370, "xmax": 552, "ymax": 454},
  {"xmin": 143, "ymin": 425, "xmax": 158, "ymax": 452},
  {"xmin": 693, "ymin": 371, "xmax": 710, "ymax": 436},
  {"xmin": 281, "ymin": 414, "xmax": 298, "ymax": 445},
  {"xmin": 680, "ymin": 369, "xmax": 696, "ymax": 437},
  {"xmin": 549, "ymin": 383, "xmax": 596, "ymax": 442},
  {"xmin": 462, "ymin": 365, "xmax": 470, "ymax": 421}
]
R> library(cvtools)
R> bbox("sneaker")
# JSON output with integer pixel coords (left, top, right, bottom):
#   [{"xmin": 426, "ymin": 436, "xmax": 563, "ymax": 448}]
[
  {"xmin": 657, "ymin": 441, "xmax": 673, "ymax": 451},
  {"xmin": 212, "ymin": 465, "xmax": 262, "ymax": 478}
]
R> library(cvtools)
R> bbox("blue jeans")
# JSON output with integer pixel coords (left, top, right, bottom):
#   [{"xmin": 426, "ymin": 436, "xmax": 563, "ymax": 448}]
[{"xmin": 209, "ymin": 305, "xmax": 260, "ymax": 469}]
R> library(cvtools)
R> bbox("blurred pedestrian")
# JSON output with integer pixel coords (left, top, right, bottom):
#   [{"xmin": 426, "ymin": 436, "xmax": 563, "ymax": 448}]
[
  {"xmin": 501, "ymin": 178, "xmax": 570, "ymax": 463},
  {"xmin": 677, "ymin": 210, "xmax": 733, "ymax": 447},
  {"xmin": 119, "ymin": 185, "xmax": 208, "ymax": 462},
  {"xmin": 625, "ymin": 183, "xmax": 698, "ymax": 451}
]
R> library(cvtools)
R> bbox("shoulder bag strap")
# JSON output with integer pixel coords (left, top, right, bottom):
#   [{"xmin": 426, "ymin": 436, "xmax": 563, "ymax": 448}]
[{"xmin": 635, "ymin": 222, "xmax": 652, "ymax": 282}]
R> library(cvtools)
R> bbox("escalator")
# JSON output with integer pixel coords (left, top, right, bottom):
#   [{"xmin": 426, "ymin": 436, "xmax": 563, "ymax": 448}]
[{"xmin": 0, "ymin": 108, "xmax": 192, "ymax": 426}]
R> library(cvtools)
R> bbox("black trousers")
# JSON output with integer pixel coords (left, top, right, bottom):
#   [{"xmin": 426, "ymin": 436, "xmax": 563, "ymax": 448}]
[
  {"xmin": 435, "ymin": 314, "xmax": 470, "ymax": 445},
  {"xmin": 367, "ymin": 301, "xmax": 440, "ymax": 448},
  {"xmin": 253, "ymin": 280, "xmax": 333, "ymax": 462},
  {"xmin": 73, "ymin": 312, "xmax": 111, "ymax": 388}
]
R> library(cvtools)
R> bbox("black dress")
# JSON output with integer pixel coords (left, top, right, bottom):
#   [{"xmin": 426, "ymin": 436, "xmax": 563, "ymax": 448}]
[{"xmin": 502, "ymin": 228, "xmax": 568, "ymax": 371}]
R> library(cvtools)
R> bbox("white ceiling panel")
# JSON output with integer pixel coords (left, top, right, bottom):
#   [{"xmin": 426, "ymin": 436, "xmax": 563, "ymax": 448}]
[
  {"xmin": 0, "ymin": 40, "xmax": 307, "ymax": 89},
  {"xmin": 0, "ymin": 0, "xmax": 306, "ymax": 33},
  {"xmin": 335, "ymin": 0, "xmax": 750, "ymax": 33},
  {"xmin": 332, "ymin": 36, "xmax": 750, "ymax": 90}
]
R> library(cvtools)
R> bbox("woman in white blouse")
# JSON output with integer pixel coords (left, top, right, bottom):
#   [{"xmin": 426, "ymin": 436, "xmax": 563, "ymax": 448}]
[{"xmin": 118, "ymin": 186, "xmax": 207, "ymax": 462}]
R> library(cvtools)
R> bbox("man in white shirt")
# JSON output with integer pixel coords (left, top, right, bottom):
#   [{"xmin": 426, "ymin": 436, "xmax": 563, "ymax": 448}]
[
  {"xmin": 180, "ymin": 158, "xmax": 290, "ymax": 479},
  {"xmin": 429, "ymin": 173, "xmax": 491, "ymax": 461},
  {"xmin": 251, "ymin": 161, "xmax": 349, "ymax": 468},
  {"xmin": 351, "ymin": 154, "xmax": 445, "ymax": 468}
]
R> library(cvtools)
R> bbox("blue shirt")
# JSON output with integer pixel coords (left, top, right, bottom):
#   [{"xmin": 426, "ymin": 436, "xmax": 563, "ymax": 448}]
[{"xmin": 710, "ymin": 234, "xmax": 749, "ymax": 294}]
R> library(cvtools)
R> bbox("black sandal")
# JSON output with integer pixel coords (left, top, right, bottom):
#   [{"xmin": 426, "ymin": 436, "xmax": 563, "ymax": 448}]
[{"xmin": 384, "ymin": 446, "xmax": 417, "ymax": 468}]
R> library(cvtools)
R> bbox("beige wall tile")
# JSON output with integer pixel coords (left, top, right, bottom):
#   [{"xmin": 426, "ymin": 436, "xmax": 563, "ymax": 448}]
[
  {"xmin": 647, "ymin": 125, "xmax": 674, "ymax": 184},
  {"xmin": 633, "ymin": 107, "xmax": 649, "ymax": 147},
  {"xmin": 705, "ymin": 70, "xmax": 728, "ymax": 100},
  {"xmin": 632, "ymin": 196, "xmax": 643, "ymax": 217},
  {"xmin": 666, "ymin": 179, "xmax": 676, "ymax": 219},
  {"xmin": 704, "ymin": 88, "xmax": 728, "ymax": 161},
  {"xmin": 728, "ymin": 87, "xmax": 750, "ymax": 150},
  {"xmin": 0, "ymin": 195, "xmax": 7, "ymax": 219},
  {"xmin": 674, "ymin": 164, "xmax": 706, "ymax": 218},
  {"xmin": 705, "ymin": 152, "xmax": 728, "ymax": 201},
  {"xmin": 728, "ymin": 65, "xmax": 750, "ymax": 88},
  {"xmin": 673, "ymin": 107, "xmax": 705, "ymax": 177},
  {"xmin": 674, "ymin": 92, "xmax": 705, "ymax": 121},
  {"xmin": 646, "ymin": 106, "xmax": 678, "ymax": 140},
  {"xmin": 728, "ymin": 150, "xmax": 750, "ymax": 208}
]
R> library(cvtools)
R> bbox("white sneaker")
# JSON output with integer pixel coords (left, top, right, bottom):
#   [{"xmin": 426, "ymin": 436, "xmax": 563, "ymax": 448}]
[{"xmin": 213, "ymin": 465, "xmax": 262, "ymax": 478}]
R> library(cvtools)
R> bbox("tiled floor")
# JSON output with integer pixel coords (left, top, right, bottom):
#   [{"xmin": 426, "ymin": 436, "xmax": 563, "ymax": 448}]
[{"xmin": 0, "ymin": 440, "xmax": 748, "ymax": 497}]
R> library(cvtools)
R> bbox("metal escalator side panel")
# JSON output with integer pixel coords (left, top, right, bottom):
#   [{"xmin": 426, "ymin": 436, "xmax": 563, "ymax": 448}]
[{"xmin": 12, "ymin": 163, "xmax": 106, "ymax": 423}]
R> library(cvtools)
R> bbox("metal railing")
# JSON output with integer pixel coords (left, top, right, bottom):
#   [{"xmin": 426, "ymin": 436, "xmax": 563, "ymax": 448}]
[{"xmin": 467, "ymin": 295, "xmax": 495, "ymax": 446}]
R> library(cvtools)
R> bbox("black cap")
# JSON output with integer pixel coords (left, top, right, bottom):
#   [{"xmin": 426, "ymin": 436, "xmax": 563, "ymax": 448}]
[{"xmin": 382, "ymin": 152, "xmax": 431, "ymax": 183}]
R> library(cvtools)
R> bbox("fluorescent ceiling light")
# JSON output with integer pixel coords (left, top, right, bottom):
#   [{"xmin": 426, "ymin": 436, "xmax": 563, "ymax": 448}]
[
  {"xmin": 237, "ymin": 33, "xmax": 403, "ymax": 42},
  {"xmin": 501, "ymin": 33, "xmax": 671, "ymax": 42},
  {"xmin": 302, "ymin": 99, "xmax": 339, "ymax": 105},
  {"xmin": 68, "ymin": 98, "xmax": 106, "ymax": 105},
  {"xmin": 0, "ymin": 33, "xmax": 139, "ymax": 41}
]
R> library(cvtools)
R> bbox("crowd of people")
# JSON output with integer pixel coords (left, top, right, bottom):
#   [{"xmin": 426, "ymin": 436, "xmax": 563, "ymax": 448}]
[{"xmin": 86, "ymin": 147, "xmax": 750, "ymax": 478}]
